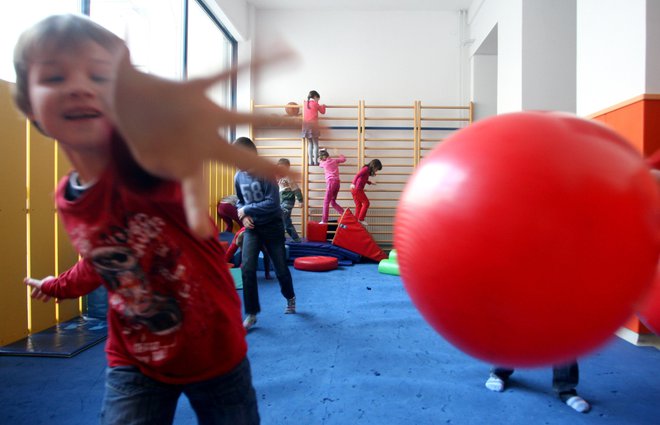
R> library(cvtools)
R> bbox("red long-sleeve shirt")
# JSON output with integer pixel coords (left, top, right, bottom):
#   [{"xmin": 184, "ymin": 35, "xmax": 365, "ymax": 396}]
[
  {"xmin": 352, "ymin": 166, "xmax": 373, "ymax": 191},
  {"xmin": 41, "ymin": 149, "xmax": 246, "ymax": 385},
  {"xmin": 225, "ymin": 227, "xmax": 246, "ymax": 262}
]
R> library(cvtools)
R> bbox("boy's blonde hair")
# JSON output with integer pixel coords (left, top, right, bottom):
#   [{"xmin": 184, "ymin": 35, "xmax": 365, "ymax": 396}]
[{"xmin": 12, "ymin": 14, "xmax": 123, "ymax": 116}]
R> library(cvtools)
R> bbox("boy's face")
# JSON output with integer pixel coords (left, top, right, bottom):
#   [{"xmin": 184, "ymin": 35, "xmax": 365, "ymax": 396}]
[{"xmin": 27, "ymin": 40, "xmax": 114, "ymax": 151}]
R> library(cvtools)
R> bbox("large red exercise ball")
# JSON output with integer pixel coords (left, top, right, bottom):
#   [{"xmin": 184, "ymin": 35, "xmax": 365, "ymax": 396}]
[
  {"xmin": 638, "ymin": 265, "xmax": 660, "ymax": 334},
  {"xmin": 394, "ymin": 111, "xmax": 660, "ymax": 368}
]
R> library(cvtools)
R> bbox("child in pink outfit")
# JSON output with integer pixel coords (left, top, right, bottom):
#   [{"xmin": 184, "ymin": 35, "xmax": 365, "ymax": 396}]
[
  {"xmin": 318, "ymin": 149, "xmax": 346, "ymax": 223},
  {"xmin": 302, "ymin": 90, "xmax": 326, "ymax": 166}
]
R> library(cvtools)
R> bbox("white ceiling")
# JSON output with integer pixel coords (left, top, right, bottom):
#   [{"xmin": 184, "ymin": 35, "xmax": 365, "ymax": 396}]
[{"xmin": 245, "ymin": 0, "xmax": 473, "ymax": 11}]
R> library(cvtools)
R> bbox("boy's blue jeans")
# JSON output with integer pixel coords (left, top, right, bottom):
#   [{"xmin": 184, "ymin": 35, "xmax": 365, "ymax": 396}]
[
  {"xmin": 241, "ymin": 218, "xmax": 294, "ymax": 315},
  {"xmin": 100, "ymin": 357, "xmax": 259, "ymax": 425}
]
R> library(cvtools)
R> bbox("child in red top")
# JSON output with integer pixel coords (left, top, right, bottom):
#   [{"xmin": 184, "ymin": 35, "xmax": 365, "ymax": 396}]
[
  {"xmin": 217, "ymin": 194, "xmax": 241, "ymax": 232},
  {"xmin": 302, "ymin": 90, "xmax": 326, "ymax": 166},
  {"xmin": 225, "ymin": 227, "xmax": 272, "ymax": 280},
  {"xmin": 350, "ymin": 159, "xmax": 382, "ymax": 225},
  {"xmin": 16, "ymin": 14, "xmax": 260, "ymax": 425}
]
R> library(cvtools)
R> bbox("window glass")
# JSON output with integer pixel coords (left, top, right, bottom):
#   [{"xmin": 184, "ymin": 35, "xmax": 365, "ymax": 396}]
[
  {"xmin": 90, "ymin": 0, "xmax": 184, "ymax": 80},
  {"xmin": 187, "ymin": 0, "xmax": 232, "ymax": 108},
  {"xmin": 1, "ymin": 0, "xmax": 81, "ymax": 82}
]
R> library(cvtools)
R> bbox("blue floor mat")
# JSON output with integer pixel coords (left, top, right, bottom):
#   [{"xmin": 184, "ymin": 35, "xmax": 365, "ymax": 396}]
[
  {"xmin": 0, "ymin": 265, "xmax": 659, "ymax": 424},
  {"xmin": 0, "ymin": 316, "xmax": 107, "ymax": 358}
]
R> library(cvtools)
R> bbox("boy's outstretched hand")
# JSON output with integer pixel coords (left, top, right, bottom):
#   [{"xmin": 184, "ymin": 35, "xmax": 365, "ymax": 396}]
[
  {"xmin": 105, "ymin": 44, "xmax": 301, "ymax": 238},
  {"xmin": 24, "ymin": 277, "xmax": 55, "ymax": 302}
]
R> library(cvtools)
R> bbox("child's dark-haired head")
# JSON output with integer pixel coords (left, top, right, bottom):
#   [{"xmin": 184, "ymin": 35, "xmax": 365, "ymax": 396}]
[
  {"xmin": 307, "ymin": 90, "xmax": 320, "ymax": 100},
  {"xmin": 277, "ymin": 158, "xmax": 291, "ymax": 167},
  {"xmin": 13, "ymin": 14, "xmax": 123, "ymax": 117},
  {"xmin": 318, "ymin": 149, "xmax": 329, "ymax": 160},
  {"xmin": 367, "ymin": 159, "xmax": 382, "ymax": 176},
  {"xmin": 233, "ymin": 136, "xmax": 257, "ymax": 152}
]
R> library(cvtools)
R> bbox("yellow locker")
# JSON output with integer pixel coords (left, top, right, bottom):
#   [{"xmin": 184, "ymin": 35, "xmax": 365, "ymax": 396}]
[
  {"xmin": 0, "ymin": 81, "xmax": 29, "ymax": 345},
  {"xmin": 27, "ymin": 124, "xmax": 57, "ymax": 333},
  {"xmin": 55, "ymin": 146, "xmax": 81, "ymax": 321}
]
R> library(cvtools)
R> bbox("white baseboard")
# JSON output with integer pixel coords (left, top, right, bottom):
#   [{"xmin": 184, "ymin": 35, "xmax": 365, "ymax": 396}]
[{"xmin": 615, "ymin": 327, "xmax": 660, "ymax": 349}]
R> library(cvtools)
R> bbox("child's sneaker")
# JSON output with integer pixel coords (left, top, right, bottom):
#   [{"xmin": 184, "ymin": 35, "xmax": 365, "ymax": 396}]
[
  {"xmin": 243, "ymin": 314, "xmax": 257, "ymax": 330},
  {"xmin": 565, "ymin": 395, "xmax": 591, "ymax": 413},
  {"xmin": 485, "ymin": 375, "xmax": 505, "ymax": 392},
  {"xmin": 285, "ymin": 297, "xmax": 296, "ymax": 314}
]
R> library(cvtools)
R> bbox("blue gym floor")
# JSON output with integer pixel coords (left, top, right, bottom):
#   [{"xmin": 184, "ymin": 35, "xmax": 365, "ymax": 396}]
[{"xmin": 0, "ymin": 263, "xmax": 658, "ymax": 424}]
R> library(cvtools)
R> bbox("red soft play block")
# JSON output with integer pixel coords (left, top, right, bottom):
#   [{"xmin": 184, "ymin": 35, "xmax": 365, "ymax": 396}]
[
  {"xmin": 332, "ymin": 209, "xmax": 387, "ymax": 262},
  {"xmin": 307, "ymin": 221, "xmax": 328, "ymax": 242},
  {"xmin": 294, "ymin": 256, "xmax": 339, "ymax": 272}
]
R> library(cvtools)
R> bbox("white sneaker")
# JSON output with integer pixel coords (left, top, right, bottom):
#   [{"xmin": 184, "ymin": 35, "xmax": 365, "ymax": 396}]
[
  {"xmin": 359, "ymin": 221, "xmax": 369, "ymax": 226},
  {"xmin": 243, "ymin": 314, "xmax": 257, "ymax": 330},
  {"xmin": 566, "ymin": 396, "xmax": 591, "ymax": 413},
  {"xmin": 485, "ymin": 375, "xmax": 505, "ymax": 392}
]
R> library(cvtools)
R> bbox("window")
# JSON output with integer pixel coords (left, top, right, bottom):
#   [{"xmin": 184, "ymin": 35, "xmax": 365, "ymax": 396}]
[
  {"xmin": 0, "ymin": 0, "xmax": 81, "ymax": 82},
  {"xmin": 187, "ymin": 0, "xmax": 235, "ymax": 110},
  {"xmin": 1, "ymin": 0, "xmax": 237, "ymax": 111},
  {"xmin": 89, "ymin": 0, "xmax": 185, "ymax": 79}
]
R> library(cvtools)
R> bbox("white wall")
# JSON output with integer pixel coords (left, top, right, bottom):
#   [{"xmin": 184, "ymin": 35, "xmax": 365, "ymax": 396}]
[
  {"xmin": 468, "ymin": 0, "xmax": 576, "ymax": 113},
  {"xmin": 210, "ymin": 0, "xmax": 251, "ymax": 40},
  {"xmin": 468, "ymin": 0, "xmax": 523, "ymax": 113},
  {"xmin": 251, "ymin": 10, "xmax": 464, "ymax": 106},
  {"xmin": 472, "ymin": 54, "xmax": 498, "ymax": 120},
  {"xmin": 576, "ymin": 0, "xmax": 646, "ymax": 116},
  {"xmin": 646, "ymin": 0, "xmax": 660, "ymax": 93},
  {"xmin": 521, "ymin": 0, "xmax": 576, "ymax": 112}
]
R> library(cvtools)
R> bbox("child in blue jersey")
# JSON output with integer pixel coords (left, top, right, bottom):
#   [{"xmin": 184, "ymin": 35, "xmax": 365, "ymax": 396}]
[{"xmin": 233, "ymin": 137, "xmax": 296, "ymax": 330}]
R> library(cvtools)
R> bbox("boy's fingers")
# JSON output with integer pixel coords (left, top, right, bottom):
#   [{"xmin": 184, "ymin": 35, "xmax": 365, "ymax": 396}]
[
  {"xmin": 211, "ymin": 137, "xmax": 282, "ymax": 179},
  {"xmin": 228, "ymin": 110, "xmax": 302, "ymax": 129},
  {"xmin": 108, "ymin": 43, "xmax": 302, "ymax": 186},
  {"xmin": 211, "ymin": 136, "xmax": 301, "ymax": 183},
  {"xmin": 102, "ymin": 44, "xmax": 131, "ymax": 122},
  {"xmin": 24, "ymin": 276, "xmax": 55, "ymax": 286},
  {"xmin": 181, "ymin": 171, "xmax": 214, "ymax": 239},
  {"xmin": 195, "ymin": 46, "xmax": 298, "ymax": 91},
  {"xmin": 111, "ymin": 65, "xmax": 287, "ymax": 178},
  {"xmin": 30, "ymin": 287, "xmax": 50, "ymax": 302},
  {"xmin": 287, "ymin": 168, "xmax": 302, "ymax": 183}
]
